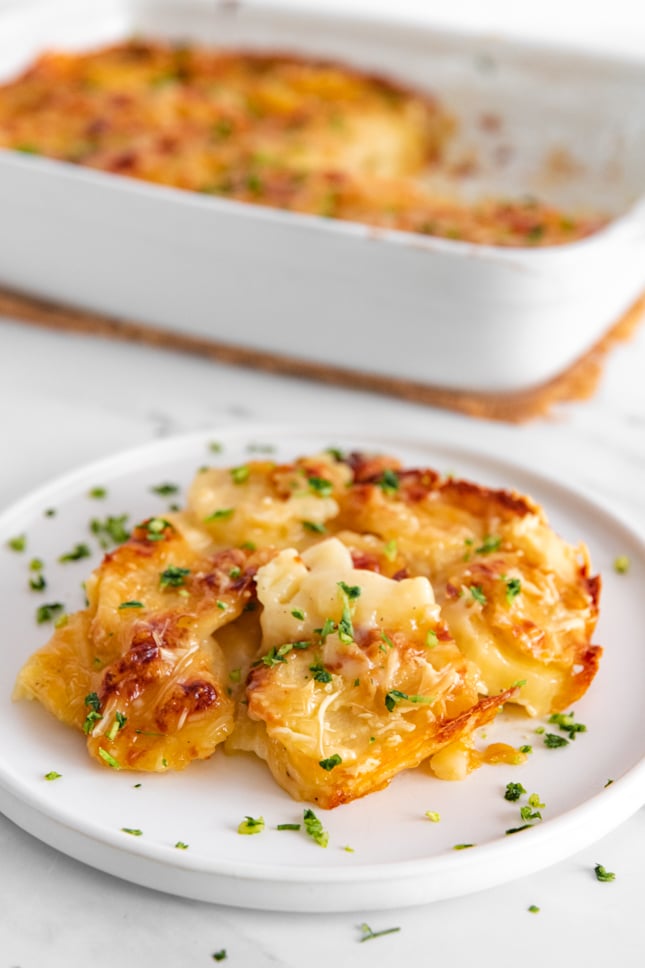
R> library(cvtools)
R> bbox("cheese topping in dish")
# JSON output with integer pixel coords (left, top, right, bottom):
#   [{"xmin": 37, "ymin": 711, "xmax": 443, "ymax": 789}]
[
  {"xmin": 0, "ymin": 40, "xmax": 606, "ymax": 247},
  {"xmin": 14, "ymin": 449, "xmax": 601, "ymax": 806}
]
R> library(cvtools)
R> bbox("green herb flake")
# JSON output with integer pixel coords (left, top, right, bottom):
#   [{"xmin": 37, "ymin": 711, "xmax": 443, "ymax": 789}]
[
  {"xmin": 594, "ymin": 863, "xmax": 616, "ymax": 882},
  {"xmin": 519, "ymin": 745, "xmax": 533, "ymax": 754},
  {"xmin": 476, "ymin": 534, "xmax": 501, "ymax": 554},
  {"xmin": 319, "ymin": 753, "xmax": 342, "ymax": 771},
  {"xmin": 469, "ymin": 584, "xmax": 487, "ymax": 606},
  {"xmin": 118, "ymin": 600, "xmax": 144, "ymax": 610},
  {"xmin": 212, "ymin": 951, "xmax": 227, "ymax": 962},
  {"xmin": 505, "ymin": 824, "xmax": 532, "ymax": 835},
  {"xmin": 88, "ymin": 486, "xmax": 107, "ymax": 499},
  {"xmin": 613, "ymin": 555, "xmax": 630, "ymax": 574},
  {"xmin": 229, "ymin": 668, "xmax": 242, "ymax": 684},
  {"xmin": 174, "ymin": 841, "xmax": 189, "ymax": 850},
  {"xmin": 276, "ymin": 823, "xmax": 301, "ymax": 831},
  {"xmin": 150, "ymin": 482, "xmax": 179, "ymax": 496},
  {"xmin": 544, "ymin": 732, "xmax": 569, "ymax": 749},
  {"xmin": 424, "ymin": 811, "xmax": 441, "ymax": 823},
  {"xmin": 359, "ymin": 923, "xmax": 401, "ymax": 943},
  {"xmin": 98, "ymin": 748, "xmax": 121, "ymax": 769},
  {"xmin": 237, "ymin": 815, "xmax": 265, "ymax": 835},
  {"xmin": 58, "ymin": 543, "xmax": 91, "ymax": 563},
  {"xmin": 303, "ymin": 808, "xmax": 328, "ymax": 847},
  {"xmin": 205, "ymin": 508, "xmax": 235, "ymax": 522},
  {"xmin": 54, "ymin": 613, "xmax": 68, "ymax": 629},
  {"xmin": 504, "ymin": 782, "xmax": 526, "ymax": 802},
  {"xmin": 36, "ymin": 602, "xmax": 64, "ymax": 624},
  {"xmin": 229, "ymin": 566, "xmax": 242, "ymax": 579},
  {"xmin": 383, "ymin": 538, "xmax": 398, "ymax": 561},
  {"xmin": 504, "ymin": 576, "xmax": 522, "ymax": 603},
  {"xmin": 209, "ymin": 441, "xmax": 223, "ymax": 453},
  {"xmin": 307, "ymin": 475, "xmax": 333, "ymax": 497},
  {"xmin": 44, "ymin": 771, "xmax": 62, "ymax": 781},
  {"xmin": 106, "ymin": 711, "xmax": 127, "ymax": 741},
  {"xmin": 453, "ymin": 843, "xmax": 475, "ymax": 850},
  {"xmin": 548, "ymin": 711, "xmax": 587, "ymax": 740},
  {"xmin": 159, "ymin": 565, "xmax": 190, "ymax": 589},
  {"xmin": 230, "ymin": 465, "xmax": 250, "ymax": 485},
  {"xmin": 29, "ymin": 573, "xmax": 47, "ymax": 591},
  {"xmin": 302, "ymin": 520, "xmax": 326, "ymax": 534},
  {"xmin": 90, "ymin": 514, "xmax": 130, "ymax": 548},
  {"xmin": 143, "ymin": 517, "xmax": 173, "ymax": 541},
  {"xmin": 291, "ymin": 608, "xmax": 305, "ymax": 620},
  {"xmin": 374, "ymin": 468, "xmax": 400, "ymax": 496},
  {"xmin": 528, "ymin": 905, "xmax": 540, "ymax": 914},
  {"xmin": 425, "ymin": 629, "xmax": 438, "ymax": 648},
  {"xmin": 7, "ymin": 534, "xmax": 26, "ymax": 552},
  {"xmin": 309, "ymin": 662, "xmax": 332, "ymax": 683},
  {"xmin": 121, "ymin": 827, "xmax": 142, "ymax": 836},
  {"xmin": 385, "ymin": 690, "xmax": 434, "ymax": 711}
]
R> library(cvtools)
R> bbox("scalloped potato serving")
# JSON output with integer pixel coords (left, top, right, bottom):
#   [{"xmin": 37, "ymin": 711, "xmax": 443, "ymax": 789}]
[{"xmin": 14, "ymin": 449, "xmax": 601, "ymax": 807}]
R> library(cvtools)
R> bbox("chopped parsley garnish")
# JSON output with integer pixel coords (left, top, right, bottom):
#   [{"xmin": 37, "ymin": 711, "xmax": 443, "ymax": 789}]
[
  {"xmin": 98, "ymin": 748, "xmax": 121, "ymax": 769},
  {"xmin": 121, "ymin": 827, "xmax": 142, "ymax": 836},
  {"xmin": 291, "ymin": 608, "xmax": 305, "ymax": 620},
  {"xmin": 359, "ymin": 923, "xmax": 401, "ymax": 943},
  {"xmin": 58, "ymin": 543, "xmax": 91, "ymax": 563},
  {"xmin": 276, "ymin": 823, "xmax": 301, "ymax": 831},
  {"xmin": 338, "ymin": 581, "xmax": 361, "ymax": 600},
  {"xmin": 36, "ymin": 602, "xmax": 64, "ymax": 624},
  {"xmin": 384, "ymin": 690, "xmax": 435, "ymax": 712},
  {"xmin": 159, "ymin": 565, "xmax": 190, "ymax": 589},
  {"xmin": 425, "ymin": 629, "xmax": 438, "ymax": 648},
  {"xmin": 548, "ymin": 711, "xmax": 587, "ymax": 740},
  {"xmin": 325, "ymin": 447, "xmax": 345, "ymax": 461},
  {"xmin": 476, "ymin": 534, "xmax": 501, "ymax": 554},
  {"xmin": 230, "ymin": 465, "xmax": 250, "ymax": 484},
  {"xmin": 209, "ymin": 441, "xmax": 223, "ymax": 453},
  {"xmin": 309, "ymin": 662, "xmax": 332, "ymax": 683},
  {"xmin": 150, "ymin": 482, "xmax": 179, "ymax": 496},
  {"xmin": 118, "ymin": 600, "xmax": 144, "ymax": 610},
  {"xmin": 504, "ymin": 576, "xmax": 522, "ymax": 603},
  {"xmin": 303, "ymin": 808, "xmax": 329, "ymax": 847},
  {"xmin": 307, "ymin": 475, "xmax": 333, "ymax": 497},
  {"xmin": 594, "ymin": 863, "xmax": 616, "ymax": 882},
  {"xmin": 212, "ymin": 951, "xmax": 227, "ymax": 962},
  {"xmin": 453, "ymin": 843, "xmax": 475, "ymax": 850},
  {"xmin": 302, "ymin": 520, "xmax": 326, "ymax": 534},
  {"xmin": 504, "ymin": 782, "xmax": 526, "ymax": 802},
  {"xmin": 54, "ymin": 613, "xmax": 68, "ymax": 629},
  {"xmin": 315, "ymin": 617, "xmax": 337, "ymax": 642},
  {"xmin": 175, "ymin": 841, "xmax": 189, "ymax": 850},
  {"xmin": 424, "ymin": 811, "xmax": 441, "ymax": 823},
  {"xmin": 319, "ymin": 754, "xmax": 342, "ymax": 771},
  {"xmin": 88, "ymin": 486, "xmax": 107, "ymax": 499},
  {"xmin": 83, "ymin": 693, "xmax": 102, "ymax": 734},
  {"xmin": 106, "ymin": 711, "xmax": 127, "ymax": 741},
  {"xmin": 7, "ymin": 534, "xmax": 26, "ymax": 552},
  {"xmin": 90, "ymin": 514, "xmax": 130, "ymax": 548},
  {"xmin": 205, "ymin": 508, "xmax": 235, "ymax": 522},
  {"xmin": 469, "ymin": 585, "xmax": 487, "ymax": 606},
  {"xmin": 44, "ymin": 771, "xmax": 62, "ymax": 781},
  {"xmin": 528, "ymin": 905, "xmax": 540, "ymax": 913},
  {"xmin": 543, "ymin": 732, "xmax": 569, "ymax": 749},
  {"xmin": 377, "ymin": 469, "xmax": 400, "ymax": 495},
  {"xmin": 237, "ymin": 815, "xmax": 265, "ymax": 835},
  {"xmin": 613, "ymin": 555, "xmax": 630, "ymax": 574},
  {"xmin": 29, "ymin": 558, "xmax": 43, "ymax": 571},
  {"xmin": 228, "ymin": 668, "xmax": 242, "ymax": 683},
  {"xmin": 229, "ymin": 566, "xmax": 241, "ymax": 579},
  {"xmin": 260, "ymin": 641, "xmax": 309, "ymax": 666},
  {"xmin": 383, "ymin": 539, "xmax": 398, "ymax": 561},
  {"xmin": 337, "ymin": 581, "xmax": 360, "ymax": 644},
  {"xmin": 29, "ymin": 573, "xmax": 46, "ymax": 591},
  {"xmin": 519, "ymin": 745, "xmax": 533, "ymax": 754}
]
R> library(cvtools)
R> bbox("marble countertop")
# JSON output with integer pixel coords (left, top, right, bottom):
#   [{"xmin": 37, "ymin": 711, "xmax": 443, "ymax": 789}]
[{"xmin": 1, "ymin": 3, "xmax": 645, "ymax": 963}]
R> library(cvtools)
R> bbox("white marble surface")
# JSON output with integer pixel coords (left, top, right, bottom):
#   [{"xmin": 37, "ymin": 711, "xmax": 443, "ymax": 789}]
[
  {"xmin": 0, "ymin": 311, "xmax": 644, "ymax": 966},
  {"xmin": 2, "ymin": 2, "xmax": 645, "ymax": 963}
]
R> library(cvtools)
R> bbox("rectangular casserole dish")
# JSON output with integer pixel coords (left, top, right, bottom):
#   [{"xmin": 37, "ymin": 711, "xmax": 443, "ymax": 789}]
[{"xmin": 1, "ymin": 0, "xmax": 645, "ymax": 398}]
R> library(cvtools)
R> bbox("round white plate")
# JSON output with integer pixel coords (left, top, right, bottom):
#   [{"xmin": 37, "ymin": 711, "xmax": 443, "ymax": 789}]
[{"xmin": 0, "ymin": 426, "xmax": 643, "ymax": 912}]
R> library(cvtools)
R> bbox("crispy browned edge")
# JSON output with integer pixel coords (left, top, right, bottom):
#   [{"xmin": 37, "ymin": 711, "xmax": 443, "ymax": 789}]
[{"xmin": 1, "ymin": 284, "xmax": 642, "ymax": 423}]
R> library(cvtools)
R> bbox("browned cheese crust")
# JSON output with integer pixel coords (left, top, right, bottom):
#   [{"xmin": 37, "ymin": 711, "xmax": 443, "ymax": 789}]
[{"xmin": 0, "ymin": 40, "xmax": 606, "ymax": 246}]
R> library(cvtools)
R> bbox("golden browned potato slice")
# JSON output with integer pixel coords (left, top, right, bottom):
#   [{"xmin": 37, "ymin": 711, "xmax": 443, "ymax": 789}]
[
  {"xmin": 14, "ymin": 515, "xmax": 268, "ymax": 771},
  {"xmin": 334, "ymin": 454, "xmax": 601, "ymax": 716},
  {"xmin": 227, "ymin": 538, "xmax": 512, "ymax": 807},
  {"xmin": 187, "ymin": 452, "xmax": 351, "ymax": 550}
]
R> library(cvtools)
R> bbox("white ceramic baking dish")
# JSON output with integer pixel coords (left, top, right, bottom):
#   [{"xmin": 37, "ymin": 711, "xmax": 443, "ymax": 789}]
[{"xmin": 1, "ymin": 0, "xmax": 645, "ymax": 394}]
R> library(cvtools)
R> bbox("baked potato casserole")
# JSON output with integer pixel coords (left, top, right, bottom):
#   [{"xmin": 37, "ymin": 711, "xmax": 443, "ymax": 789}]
[{"xmin": 0, "ymin": 40, "xmax": 606, "ymax": 246}]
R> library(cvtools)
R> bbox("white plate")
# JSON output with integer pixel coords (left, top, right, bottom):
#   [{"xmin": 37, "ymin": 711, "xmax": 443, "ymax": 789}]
[{"xmin": 0, "ymin": 426, "xmax": 644, "ymax": 912}]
